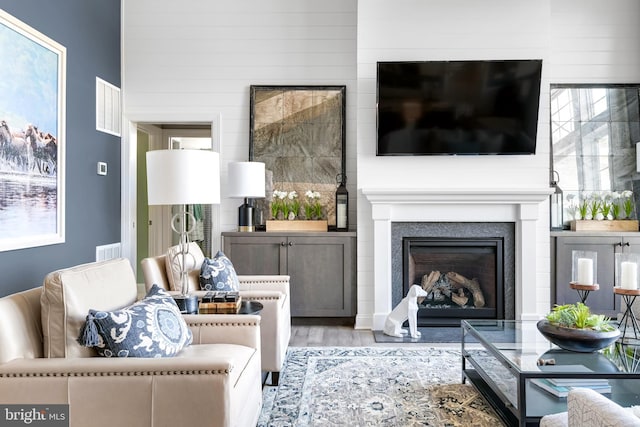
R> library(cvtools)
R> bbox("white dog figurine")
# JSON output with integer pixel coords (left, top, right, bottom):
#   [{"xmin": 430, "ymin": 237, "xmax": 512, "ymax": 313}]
[{"xmin": 383, "ymin": 284, "xmax": 429, "ymax": 339}]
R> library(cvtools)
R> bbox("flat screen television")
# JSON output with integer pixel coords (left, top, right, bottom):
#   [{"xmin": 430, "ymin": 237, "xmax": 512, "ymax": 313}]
[{"xmin": 376, "ymin": 59, "xmax": 542, "ymax": 156}]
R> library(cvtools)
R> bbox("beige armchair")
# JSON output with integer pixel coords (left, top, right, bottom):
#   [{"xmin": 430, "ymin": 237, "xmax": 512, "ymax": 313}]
[
  {"xmin": 0, "ymin": 258, "xmax": 262, "ymax": 427},
  {"xmin": 141, "ymin": 245, "xmax": 291, "ymax": 385},
  {"xmin": 540, "ymin": 388, "xmax": 640, "ymax": 427}
]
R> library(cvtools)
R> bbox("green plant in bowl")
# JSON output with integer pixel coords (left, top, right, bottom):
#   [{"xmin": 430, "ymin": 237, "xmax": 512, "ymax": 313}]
[
  {"xmin": 545, "ymin": 302, "xmax": 616, "ymax": 332},
  {"xmin": 538, "ymin": 302, "xmax": 620, "ymax": 352}
]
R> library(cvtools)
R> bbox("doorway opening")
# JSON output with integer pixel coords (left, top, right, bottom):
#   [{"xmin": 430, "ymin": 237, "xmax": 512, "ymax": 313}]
[{"xmin": 126, "ymin": 119, "xmax": 220, "ymax": 283}]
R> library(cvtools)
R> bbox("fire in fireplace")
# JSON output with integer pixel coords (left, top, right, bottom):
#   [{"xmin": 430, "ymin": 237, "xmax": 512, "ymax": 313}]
[{"xmin": 403, "ymin": 237, "xmax": 504, "ymax": 326}]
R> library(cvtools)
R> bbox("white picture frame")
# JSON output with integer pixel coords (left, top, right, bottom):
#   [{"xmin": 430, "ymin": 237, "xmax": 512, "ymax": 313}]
[{"xmin": 0, "ymin": 10, "xmax": 66, "ymax": 252}]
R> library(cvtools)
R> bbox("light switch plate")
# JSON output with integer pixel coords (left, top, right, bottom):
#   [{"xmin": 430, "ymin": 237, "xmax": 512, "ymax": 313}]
[{"xmin": 97, "ymin": 162, "xmax": 107, "ymax": 176}]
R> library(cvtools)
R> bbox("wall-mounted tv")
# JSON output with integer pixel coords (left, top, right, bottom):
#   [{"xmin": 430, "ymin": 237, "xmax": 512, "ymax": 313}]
[{"xmin": 376, "ymin": 60, "xmax": 542, "ymax": 156}]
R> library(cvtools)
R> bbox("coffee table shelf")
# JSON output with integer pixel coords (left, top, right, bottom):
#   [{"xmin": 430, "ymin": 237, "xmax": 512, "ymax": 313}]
[{"xmin": 461, "ymin": 320, "xmax": 640, "ymax": 427}]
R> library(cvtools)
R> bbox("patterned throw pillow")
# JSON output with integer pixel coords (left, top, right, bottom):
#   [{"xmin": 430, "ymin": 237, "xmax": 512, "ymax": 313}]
[
  {"xmin": 77, "ymin": 284, "xmax": 192, "ymax": 357},
  {"xmin": 199, "ymin": 251, "xmax": 240, "ymax": 291}
]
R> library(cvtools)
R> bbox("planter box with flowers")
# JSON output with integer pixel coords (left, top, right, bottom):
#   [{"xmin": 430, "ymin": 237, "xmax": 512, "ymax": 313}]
[
  {"xmin": 265, "ymin": 219, "xmax": 328, "ymax": 232},
  {"xmin": 267, "ymin": 190, "xmax": 328, "ymax": 232},
  {"xmin": 570, "ymin": 220, "xmax": 639, "ymax": 232},
  {"xmin": 567, "ymin": 191, "xmax": 639, "ymax": 232}
]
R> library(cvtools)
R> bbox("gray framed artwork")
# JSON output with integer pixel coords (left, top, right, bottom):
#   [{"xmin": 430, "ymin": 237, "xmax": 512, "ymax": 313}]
[{"xmin": 249, "ymin": 85, "xmax": 346, "ymax": 226}]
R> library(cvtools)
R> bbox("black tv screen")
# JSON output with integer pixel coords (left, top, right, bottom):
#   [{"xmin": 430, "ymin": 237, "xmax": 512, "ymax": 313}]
[{"xmin": 376, "ymin": 60, "xmax": 542, "ymax": 156}]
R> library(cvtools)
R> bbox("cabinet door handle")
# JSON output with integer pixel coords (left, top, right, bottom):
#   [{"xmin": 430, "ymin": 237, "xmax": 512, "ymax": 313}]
[
  {"xmin": 625, "ymin": 242, "xmax": 631, "ymax": 247},
  {"xmin": 281, "ymin": 241, "xmax": 286, "ymax": 247},
  {"xmin": 616, "ymin": 242, "xmax": 623, "ymax": 247},
  {"xmin": 288, "ymin": 241, "xmax": 294, "ymax": 247}
]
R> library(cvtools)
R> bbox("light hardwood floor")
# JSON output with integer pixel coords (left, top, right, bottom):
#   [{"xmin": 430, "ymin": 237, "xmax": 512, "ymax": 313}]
[{"xmin": 289, "ymin": 324, "xmax": 459, "ymax": 349}]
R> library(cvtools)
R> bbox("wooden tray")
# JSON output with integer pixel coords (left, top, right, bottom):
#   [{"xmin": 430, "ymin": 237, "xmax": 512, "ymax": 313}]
[
  {"xmin": 266, "ymin": 220, "xmax": 328, "ymax": 232},
  {"xmin": 570, "ymin": 220, "xmax": 639, "ymax": 232}
]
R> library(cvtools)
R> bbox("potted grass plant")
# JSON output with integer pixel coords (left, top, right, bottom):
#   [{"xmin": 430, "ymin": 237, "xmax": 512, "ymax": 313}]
[{"xmin": 537, "ymin": 302, "xmax": 620, "ymax": 352}]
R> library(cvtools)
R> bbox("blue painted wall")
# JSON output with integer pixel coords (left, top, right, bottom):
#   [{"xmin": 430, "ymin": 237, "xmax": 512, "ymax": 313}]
[{"xmin": 0, "ymin": 1, "xmax": 121, "ymax": 296}]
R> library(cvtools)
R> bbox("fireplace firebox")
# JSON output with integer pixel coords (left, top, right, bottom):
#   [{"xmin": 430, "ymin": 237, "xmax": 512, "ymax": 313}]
[{"xmin": 403, "ymin": 237, "xmax": 504, "ymax": 326}]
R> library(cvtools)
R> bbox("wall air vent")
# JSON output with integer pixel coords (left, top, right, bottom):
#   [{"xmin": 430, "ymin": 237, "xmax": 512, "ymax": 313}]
[
  {"xmin": 96, "ymin": 77, "xmax": 121, "ymax": 136},
  {"xmin": 96, "ymin": 242, "xmax": 122, "ymax": 262}
]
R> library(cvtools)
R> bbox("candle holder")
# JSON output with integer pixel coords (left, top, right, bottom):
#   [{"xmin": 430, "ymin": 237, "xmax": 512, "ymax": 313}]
[
  {"xmin": 614, "ymin": 253, "xmax": 640, "ymax": 341},
  {"xmin": 572, "ymin": 250, "xmax": 597, "ymax": 286},
  {"xmin": 615, "ymin": 252, "xmax": 640, "ymax": 290}
]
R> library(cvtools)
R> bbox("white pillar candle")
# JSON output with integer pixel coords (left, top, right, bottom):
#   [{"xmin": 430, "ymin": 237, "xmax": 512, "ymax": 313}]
[
  {"xmin": 337, "ymin": 204, "xmax": 347, "ymax": 229},
  {"xmin": 577, "ymin": 258, "xmax": 594, "ymax": 285},
  {"xmin": 621, "ymin": 261, "xmax": 638, "ymax": 290}
]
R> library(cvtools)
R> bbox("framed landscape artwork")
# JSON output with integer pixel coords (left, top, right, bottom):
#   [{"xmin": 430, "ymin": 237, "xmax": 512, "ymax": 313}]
[
  {"xmin": 249, "ymin": 85, "xmax": 345, "ymax": 226},
  {"xmin": 0, "ymin": 10, "xmax": 66, "ymax": 252}
]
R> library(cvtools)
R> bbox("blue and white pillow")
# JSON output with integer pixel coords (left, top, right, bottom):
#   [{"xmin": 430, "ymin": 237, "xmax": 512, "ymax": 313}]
[
  {"xmin": 78, "ymin": 284, "xmax": 192, "ymax": 358},
  {"xmin": 199, "ymin": 251, "xmax": 240, "ymax": 291}
]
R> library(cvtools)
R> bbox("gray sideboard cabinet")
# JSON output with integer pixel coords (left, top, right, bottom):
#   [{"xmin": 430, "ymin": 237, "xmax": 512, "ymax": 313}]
[
  {"xmin": 221, "ymin": 232, "xmax": 357, "ymax": 317},
  {"xmin": 551, "ymin": 232, "xmax": 640, "ymax": 318}
]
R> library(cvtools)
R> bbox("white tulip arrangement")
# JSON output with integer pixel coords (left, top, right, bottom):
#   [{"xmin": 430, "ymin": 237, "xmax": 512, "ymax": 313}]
[{"xmin": 567, "ymin": 191, "xmax": 635, "ymax": 220}]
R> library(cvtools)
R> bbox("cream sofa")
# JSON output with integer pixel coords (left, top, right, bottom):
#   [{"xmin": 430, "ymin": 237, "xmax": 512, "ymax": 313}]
[
  {"xmin": 141, "ymin": 245, "xmax": 291, "ymax": 385},
  {"xmin": 540, "ymin": 388, "xmax": 640, "ymax": 427},
  {"xmin": 0, "ymin": 258, "xmax": 263, "ymax": 427}
]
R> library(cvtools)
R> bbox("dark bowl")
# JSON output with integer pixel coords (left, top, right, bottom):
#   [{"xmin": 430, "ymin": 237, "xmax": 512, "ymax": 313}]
[{"xmin": 536, "ymin": 319, "xmax": 621, "ymax": 353}]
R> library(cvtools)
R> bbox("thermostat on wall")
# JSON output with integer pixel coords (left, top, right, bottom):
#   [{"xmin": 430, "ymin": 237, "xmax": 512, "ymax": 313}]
[{"xmin": 97, "ymin": 162, "xmax": 108, "ymax": 176}]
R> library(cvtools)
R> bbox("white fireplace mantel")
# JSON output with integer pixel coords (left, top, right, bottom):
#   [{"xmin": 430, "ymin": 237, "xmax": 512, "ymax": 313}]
[
  {"xmin": 362, "ymin": 188, "xmax": 554, "ymax": 205},
  {"xmin": 362, "ymin": 187, "xmax": 552, "ymax": 330}
]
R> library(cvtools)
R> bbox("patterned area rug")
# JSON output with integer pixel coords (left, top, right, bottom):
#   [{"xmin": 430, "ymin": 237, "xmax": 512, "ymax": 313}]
[{"xmin": 258, "ymin": 347, "xmax": 505, "ymax": 426}]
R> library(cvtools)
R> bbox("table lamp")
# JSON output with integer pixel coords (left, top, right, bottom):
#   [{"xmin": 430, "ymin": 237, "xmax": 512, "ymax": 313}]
[
  {"xmin": 227, "ymin": 161, "xmax": 265, "ymax": 232},
  {"xmin": 146, "ymin": 149, "xmax": 220, "ymax": 313}
]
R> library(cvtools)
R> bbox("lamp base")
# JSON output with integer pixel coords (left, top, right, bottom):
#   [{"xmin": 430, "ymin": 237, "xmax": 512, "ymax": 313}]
[
  {"xmin": 173, "ymin": 295, "xmax": 199, "ymax": 314},
  {"xmin": 238, "ymin": 201, "xmax": 255, "ymax": 232}
]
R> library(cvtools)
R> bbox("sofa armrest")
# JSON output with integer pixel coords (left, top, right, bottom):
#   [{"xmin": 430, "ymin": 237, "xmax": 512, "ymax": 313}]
[
  {"xmin": 0, "ymin": 344, "xmax": 262, "ymax": 427},
  {"xmin": 0, "ymin": 350, "xmax": 239, "ymax": 376},
  {"xmin": 567, "ymin": 388, "xmax": 640, "ymax": 427},
  {"xmin": 237, "ymin": 289, "xmax": 291, "ymax": 374},
  {"xmin": 183, "ymin": 314, "xmax": 261, "ymax": 350},
  {"xmin": 238, "ymin": 275, "xmax": 290, "ymax": 296}
]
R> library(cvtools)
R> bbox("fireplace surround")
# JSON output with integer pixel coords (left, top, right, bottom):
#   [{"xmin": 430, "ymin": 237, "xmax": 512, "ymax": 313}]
[
  {"xmin": 394, "ymin": 224, "xmax": 514, "ymax": 326},
  {"xmin": 361, "ymin": 188, "xmax": 552, "ymax": 331}
]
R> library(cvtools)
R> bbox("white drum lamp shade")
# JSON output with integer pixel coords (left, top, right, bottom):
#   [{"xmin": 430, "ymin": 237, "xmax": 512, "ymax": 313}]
[
  {"xmin": 227, "ymin": 161, "xmax": 266, "ymax": 198},
  {"xmin": 146, "ymin": 149, "xmax": 220, "ymax": 206},
  {"xmin": 227, "ymin": 161, "xmax": 265, "ymax": 231}
]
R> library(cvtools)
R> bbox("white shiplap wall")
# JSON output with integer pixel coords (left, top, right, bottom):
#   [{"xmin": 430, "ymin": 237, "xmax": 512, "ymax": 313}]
[
  {"xmin": 355, "ymin": 0, "xmax": 640, "ymax": 328},
  {"xmin": 356, "ymin": 0, "xmax": 553, "ymax": 327},
  {"xmin": 123, "ymin": 0, "xmax": 640, "ymax": 328},
  {"xmin": 123, "ymin": 0, "xmax": 358, "ymax": 233},
  {"xmin": 550, "ymin": 0, "xmax": 640, "ymax": 83}
]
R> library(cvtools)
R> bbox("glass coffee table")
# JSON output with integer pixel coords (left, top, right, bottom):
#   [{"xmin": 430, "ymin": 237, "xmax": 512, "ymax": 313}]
[{"xmin": 461, "ymin": 320, "xmax": 640, "ymax": 426}]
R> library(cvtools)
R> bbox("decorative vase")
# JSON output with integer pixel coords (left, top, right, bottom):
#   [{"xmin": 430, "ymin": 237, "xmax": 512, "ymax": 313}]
[{"xmin": 536, "ymin": 319, "xmax": 620, "ymax": 353}]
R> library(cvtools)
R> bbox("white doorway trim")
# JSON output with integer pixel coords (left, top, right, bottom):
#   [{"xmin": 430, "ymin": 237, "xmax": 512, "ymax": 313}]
[{"xmin": 120, "ymin": 112, "xmax": 222, "ymax": 270}]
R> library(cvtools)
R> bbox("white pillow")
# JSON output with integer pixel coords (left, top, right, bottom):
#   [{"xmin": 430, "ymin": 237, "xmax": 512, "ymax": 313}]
[
  {"xmin": 41, "ymin": 258, "xmax": 138, "ymax": 358},
  {"xmin": 165, "ymin": 242, "xmax": 205, "ymax": 292}
]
